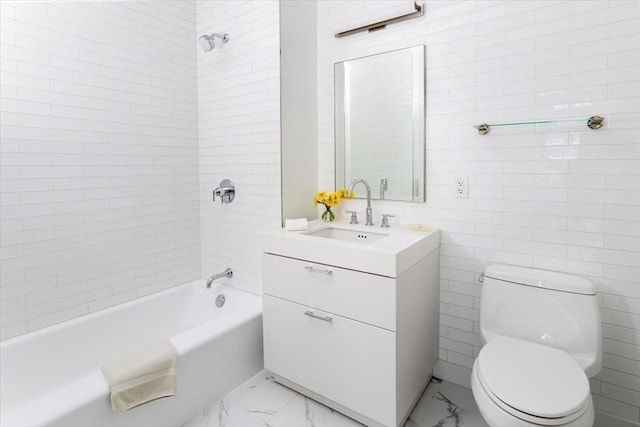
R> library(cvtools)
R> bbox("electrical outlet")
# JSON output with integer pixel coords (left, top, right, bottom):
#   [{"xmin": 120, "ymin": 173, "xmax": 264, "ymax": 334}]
[{"xmin": 455, "ymin": 176, "xmax": 468, "ymax": 198}]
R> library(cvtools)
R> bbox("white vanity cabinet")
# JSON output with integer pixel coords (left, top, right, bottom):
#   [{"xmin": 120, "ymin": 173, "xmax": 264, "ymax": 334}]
[{"xmin": 262, "ymin": 222, "xmax": 440, "ymax": 427}]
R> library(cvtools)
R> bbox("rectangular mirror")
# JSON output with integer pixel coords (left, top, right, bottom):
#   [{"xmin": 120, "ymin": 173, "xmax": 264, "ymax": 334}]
[{"xmin": 335, "ymin": 45, "xmax": 425, "ymax": 202}]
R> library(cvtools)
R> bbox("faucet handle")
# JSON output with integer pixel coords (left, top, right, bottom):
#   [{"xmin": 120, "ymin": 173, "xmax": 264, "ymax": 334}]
[
  {"xmin": 380, "ymin": 214, "xmax": 395, "ymax": 228},
  {"xmin": 212, "ymin": 179, "xmax": 235, "ymax": 204},
  {"xmin": 346, "ymin": 210, "xmax": 359, "ymax": 224}
]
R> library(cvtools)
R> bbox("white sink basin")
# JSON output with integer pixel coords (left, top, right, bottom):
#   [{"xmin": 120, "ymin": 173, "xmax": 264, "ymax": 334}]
[
  {"xmin": 303, "ymin": 227, "xmax": 389, "ymax": 243},
  {"xmin": 263, "ymin": 220, "xmax": 440, "ymax": 278}
]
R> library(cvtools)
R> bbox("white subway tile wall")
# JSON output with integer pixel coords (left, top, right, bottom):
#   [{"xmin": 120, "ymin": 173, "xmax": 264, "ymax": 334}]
[
  {"xmin": 1, "ymin": 0, "xmax": 638, "ymax": 424},
  {"xmin": 0, "ymin": 1, "xmax": 201, "ymax": 339},
  {"xmin": 318, "ymin": 0, "xmax": 639, "ymax": 423},
  {"xmin": 196, "ymin": 1, "xmax": 281, "ymax": 296}
]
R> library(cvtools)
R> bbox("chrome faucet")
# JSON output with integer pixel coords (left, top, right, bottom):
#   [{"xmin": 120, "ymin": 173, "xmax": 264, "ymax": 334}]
[
  {"xmin": 206, "ymin": 268, "xmax": 233, "ymax": 288},
  {"xmin": 348, "ymin": 179, "xmax": 373, "ymax": 226}
]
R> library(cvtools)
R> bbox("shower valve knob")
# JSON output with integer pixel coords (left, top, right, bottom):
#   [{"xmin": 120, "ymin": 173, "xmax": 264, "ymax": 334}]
[{"xmin": 212, "ymin": 179, "xmax": 235, "ymax": 204}]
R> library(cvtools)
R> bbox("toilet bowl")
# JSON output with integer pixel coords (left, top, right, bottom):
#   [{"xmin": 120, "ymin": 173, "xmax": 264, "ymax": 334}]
[
  {"xmin": 471, "ymin": 265, "xmax": 602, "ymax": 427},
  {"xmin": 471, "ymin": 337, "xmax": 594, "ymax": 427}
]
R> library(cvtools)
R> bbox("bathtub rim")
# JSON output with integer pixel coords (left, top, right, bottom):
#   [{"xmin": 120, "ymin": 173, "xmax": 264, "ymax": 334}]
[{"xmin": 0, "ymin": 278, "xmax": 256, "ymax": 348}]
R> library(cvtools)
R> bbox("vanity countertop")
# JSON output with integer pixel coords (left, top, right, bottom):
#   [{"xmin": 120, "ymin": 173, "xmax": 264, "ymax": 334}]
[{"xmin": 263, "ymin": 220, "xmax": 440, "ymax": 277}]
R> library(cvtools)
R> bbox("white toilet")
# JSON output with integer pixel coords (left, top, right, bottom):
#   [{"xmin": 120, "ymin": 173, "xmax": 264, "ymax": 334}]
[{"xmin": 471, "ymin": 264, "xmax": 602, "ymax": 427}]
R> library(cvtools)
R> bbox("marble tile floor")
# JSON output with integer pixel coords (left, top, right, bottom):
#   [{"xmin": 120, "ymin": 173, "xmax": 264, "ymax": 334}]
[{"xmin": 183, "ymin": 370, "xmax": 489, "ymax": 427}]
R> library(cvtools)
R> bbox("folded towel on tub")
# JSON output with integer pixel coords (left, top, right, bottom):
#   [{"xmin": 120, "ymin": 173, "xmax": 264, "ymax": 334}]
[{"xmin": 101, "ymin": 341, "xmax": 178, "ymax": 414}]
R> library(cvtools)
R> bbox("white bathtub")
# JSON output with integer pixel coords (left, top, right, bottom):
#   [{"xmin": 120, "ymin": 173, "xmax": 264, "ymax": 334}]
[{"xmin": 0, "ymin": 280, "xmax": 263, "ymax": 427}]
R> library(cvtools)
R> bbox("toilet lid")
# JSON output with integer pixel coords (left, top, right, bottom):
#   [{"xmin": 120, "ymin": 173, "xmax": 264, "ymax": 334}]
[{"xmin": 477, "ymin": 337, "xmax": 591, "ymax": 421}]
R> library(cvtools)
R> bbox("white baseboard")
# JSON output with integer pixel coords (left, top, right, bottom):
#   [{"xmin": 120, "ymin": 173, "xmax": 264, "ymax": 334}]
[
  {"xmin": 595, "ymin": 411, "xmax": 640, "ymax": 427},
  {"xmin": 433, "ymin": 360, "xmax": 472, "ymax": 389}
]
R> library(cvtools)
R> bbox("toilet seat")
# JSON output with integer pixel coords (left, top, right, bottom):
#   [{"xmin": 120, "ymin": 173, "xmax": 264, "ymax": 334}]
[{"xmin": 476, "ymin": 337, "xmax": 591, "ymax": 426}]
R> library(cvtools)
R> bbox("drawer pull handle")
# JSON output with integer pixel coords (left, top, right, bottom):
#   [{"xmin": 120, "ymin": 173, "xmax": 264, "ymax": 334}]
[
  {"xmin": 304, "ymin": 265, "xmax": 333, "ymax": 275},
  {"xmin": 304, "ymin": 310, "xmax": 333, "ymax": 322}
]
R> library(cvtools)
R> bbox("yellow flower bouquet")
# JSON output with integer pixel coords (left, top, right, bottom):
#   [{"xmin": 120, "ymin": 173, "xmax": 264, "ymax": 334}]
[{"xmin": 313, "ymin": 189, "xmax": 352, "ymax": 222}]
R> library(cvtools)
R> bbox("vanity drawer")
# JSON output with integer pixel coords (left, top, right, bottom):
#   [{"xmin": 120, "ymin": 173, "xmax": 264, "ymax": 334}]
[
  {"xmin": 263, "ymin": 295, "xmax": 396, "ymax": 426},
  {"xmin": 263, "ymin": 253, "xmax": 396, "ymax": 331}
]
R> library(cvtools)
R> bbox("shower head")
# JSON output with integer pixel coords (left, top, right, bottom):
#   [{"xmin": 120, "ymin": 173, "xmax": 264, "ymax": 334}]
[{"xmin": 199, "ymin": 33, "xmax": 230, "ymax": 52}]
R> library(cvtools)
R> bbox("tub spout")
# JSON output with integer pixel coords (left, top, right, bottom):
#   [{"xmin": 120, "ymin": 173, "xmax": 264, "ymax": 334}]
[{"xmin": 206, "ymin": 268, "xmax": 233, "ymax": 288}]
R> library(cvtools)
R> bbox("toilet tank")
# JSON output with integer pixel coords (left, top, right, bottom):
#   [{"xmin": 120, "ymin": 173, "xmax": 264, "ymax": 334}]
[{"xmin": 480, "ymin": 264, "xmax": 602, "ymax": 377}]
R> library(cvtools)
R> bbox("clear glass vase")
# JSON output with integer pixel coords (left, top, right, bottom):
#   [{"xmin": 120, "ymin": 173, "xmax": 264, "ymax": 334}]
[{"xmin": 321, "ymin": 205, "xmax": 335, "ymax": 222}]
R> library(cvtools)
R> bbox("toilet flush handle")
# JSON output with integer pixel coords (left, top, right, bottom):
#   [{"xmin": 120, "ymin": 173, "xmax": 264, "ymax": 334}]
[{"xmin": 479, "ymin": 273, "xmax": 485, "ymax": 283}]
